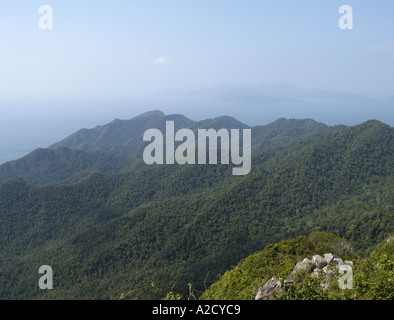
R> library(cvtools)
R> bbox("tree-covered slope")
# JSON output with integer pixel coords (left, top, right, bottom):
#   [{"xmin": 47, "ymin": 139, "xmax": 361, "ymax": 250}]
[
  {"xmin": 0, "ymin": 147, "xmax": 133, "ymax": 185},
  {"xmin": 0, "ymin": 112, "xmax": 345, "ymax": 186},
  {"xmin": 0, "ymin": 119, "xmax": 392, "ymax": 300},
  {"xmin": 48, "ymin": 110, "xmax": 250, "ymax": 158},
  {"xmin": 252, "ymin": 117, "xmax": 346, "ymax": 151},
  {"xmin": 200, "ymin": 232, "xmax": 393, "ymax": 300},
  {"xmin": 49, "ymin": 111, "xmax": 344, "ymax": 157}
]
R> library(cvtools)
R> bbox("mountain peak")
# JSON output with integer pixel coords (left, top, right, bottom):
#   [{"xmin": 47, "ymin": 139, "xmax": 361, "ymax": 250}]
[{"xmin": 134, "ymin": 110, "xmax": 165, "ymax": 119}]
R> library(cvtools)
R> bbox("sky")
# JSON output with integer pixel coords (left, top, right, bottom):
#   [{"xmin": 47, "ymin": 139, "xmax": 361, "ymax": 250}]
[{"xmin": 0, "ymin": 0, "xmax": 394, "ymax": 163}]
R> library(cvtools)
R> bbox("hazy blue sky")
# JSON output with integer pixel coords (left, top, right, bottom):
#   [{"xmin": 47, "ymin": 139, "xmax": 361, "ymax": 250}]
[
  {"xmin": 1, "ymin": 0, "xmax": 394, "ymax": 97},
  {"xmin": 0, "ymin": 1, "xmax": 393, "ymax": 163}
]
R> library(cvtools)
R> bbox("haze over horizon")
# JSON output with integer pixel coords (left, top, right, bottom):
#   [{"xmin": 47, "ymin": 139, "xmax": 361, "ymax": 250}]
[{"xmin": 0, "ymin": 1, "xmax": 393, "ymax": 163}]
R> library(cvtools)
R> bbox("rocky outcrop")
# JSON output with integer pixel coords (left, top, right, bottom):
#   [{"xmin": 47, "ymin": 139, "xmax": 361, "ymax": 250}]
[
  {"xmin": 255, "ymin": 276, "xmax": 283, "ymax": 300},
  {"xmin": 255, "ymin": 253, "xmax": 354, "ymax": 300},
  {"xmin": 324, "ymin": 253, "xmax": 334, "ymax": 264},
  {"xmin": 312, "ymin": 255, "xmax": 327, "ymax": 269}
]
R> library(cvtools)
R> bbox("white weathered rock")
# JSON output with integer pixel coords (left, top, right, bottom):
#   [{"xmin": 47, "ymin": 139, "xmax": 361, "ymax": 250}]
[
  {"xmin": 332, "ymin": 257, "xmax": 343, "ymax": 266},
  {"xmin": 312, "ymin": 255, "xmax": 327, "ymax": 269},
  {"xmin": 283, "ymin": 253, "xmax": 353, "ymax": 293},
  {"xmin": 311, "ymin": 268, "xmax": 321, "ymax": 278},
  {"xmin": 255, "ymin": 276, "xmax": 283, "ymax": 300},
  {"xmin": 344, "ymin": 260, "xmax": 354, "ymax": 267},
  {"xmin": 323, "ymin": 266, "xmax": 337, "ymax": 278},
  {"xmin": 284, "ymin": 273, "xmax": 295, "ymax": 285},
  {"xmin": 324, "ymin": 253, "xmax": 334, "ymax": 264},
  {"xmin": 294, "ymin": 259, "xmax": 312, "ymax": 273}
]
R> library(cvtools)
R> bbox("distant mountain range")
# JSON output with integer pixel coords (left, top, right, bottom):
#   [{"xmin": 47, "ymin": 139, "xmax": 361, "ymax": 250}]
[
  {"xmin": 0, "ymin": 111, "xmax": 392, "ymax": 300},
  {"xmin": 151, "ymin": 83, "xmax": 393, "ymax": 128},
  {"xmin": 0, "ymin": 111, "xmax": 344, "ymax": 185},
  {"xmin": 48, "ymin": 110, "xmax": 249, "ymax": 155},
  {"xmin": 156, "ymin": 83, "xmax": 370, "ymax": 104}
]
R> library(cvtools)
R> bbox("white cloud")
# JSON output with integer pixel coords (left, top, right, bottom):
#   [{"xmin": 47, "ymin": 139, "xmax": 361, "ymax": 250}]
[{"xmin": 154, "ymin": 56, "xmax": 171, "ymax": 64}]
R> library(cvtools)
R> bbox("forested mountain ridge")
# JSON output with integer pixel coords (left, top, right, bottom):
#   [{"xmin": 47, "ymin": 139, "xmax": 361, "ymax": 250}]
[
  {"xmin": 48, "ymin": 110, "xmax": 249, "ymax": 157},
  {"xmin": 0, "ymin": 114, "xmax": 392, "ymax": 300},
  {"xmin": 0, "ymin": 112, "xmax": 345, "ymax": 186},
  {"xmin": 0, "ymin": 147, "xmax": 134, "ymax": 186},
  {"xmin": 48, "ymin": 111, "xmax": 344, "ymax": 155}
]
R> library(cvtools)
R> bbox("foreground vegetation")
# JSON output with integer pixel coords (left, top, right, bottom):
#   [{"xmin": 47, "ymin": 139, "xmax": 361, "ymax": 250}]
[
  {"xmin": 200, "ymin": 232, "xmax": 393, "ymax": 300},
  {"xmin": 0, "ymin": 115, "xmax": 392, "ymax": 300}
]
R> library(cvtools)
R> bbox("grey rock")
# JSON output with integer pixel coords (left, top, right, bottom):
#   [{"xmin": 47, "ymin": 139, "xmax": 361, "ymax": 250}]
[
  {"xmin": 312, "ymin": 255, "xmax": 328, "ymax": 269},
  {"xmin": 332, "ymin": 257, "xmax": 343, "ymax": 266},
  {"xmin": 255, "ymin": 276, "xmax": 283, "ymax": 300},
  {"xmin": 284, "ymin": 273, "xmax": 295, "ymax": 285},
  {"xmin": 344, "ymin": 260, "xmax": 354, "ymax": 267},
  {"xmin": 323, "ymin": 266, "xmax": 337, "ymax": 277},
  {"xmin": 294, "ymin": 260, "xmax": 312, "ymax": 274},
  {"xmin": 282, "ymin": 253, "xmax": 352, "ymax": 292},
  {"xmin": 324, "ymin": 253, "xmax": 334, "ymax": 264},
  {"xmin": 311, "ymin": 269, "xmax": 321, "ymax": 278}
]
